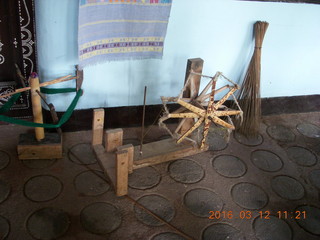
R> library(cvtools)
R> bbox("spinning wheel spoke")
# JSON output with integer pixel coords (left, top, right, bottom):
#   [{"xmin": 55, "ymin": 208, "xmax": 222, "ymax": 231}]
[
  {"xmin": 213, "ymin": 87, "xmax": 238, "ymax": 109},
  {"xmin": 177, "ymin": 117, "xmax": 204, "ymax": 144},
  {"xmin": 200, "ymin": 118, "xmax": 212, "ymax": 149},
  {"xmin": 176, "ymin": 99, "xmax": 205, "ymax": 116},
  {"xmin": 168, "ymin": 113, "xmax": 200, "ymax": 119},
  {"xmin": 214, "ymin": 110, "xmax": 242, "ymax": 117},
  {"xmin": 211, "ymin": 116, "xmax": 235, "ymax": 130}
]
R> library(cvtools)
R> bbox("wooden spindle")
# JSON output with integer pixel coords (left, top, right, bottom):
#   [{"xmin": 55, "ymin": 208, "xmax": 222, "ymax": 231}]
[{"xmin": 30, "ymin": 72, "xmax": 45, "ymax": 141}]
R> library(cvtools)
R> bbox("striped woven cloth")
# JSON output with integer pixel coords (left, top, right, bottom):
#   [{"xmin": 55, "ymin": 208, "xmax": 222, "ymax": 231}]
[{"xmin": 78, "ymin": 0, "xmax": 172, "ymax": 69}]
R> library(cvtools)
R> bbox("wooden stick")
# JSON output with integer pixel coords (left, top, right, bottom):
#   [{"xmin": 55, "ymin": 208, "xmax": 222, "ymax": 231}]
[
  {"xmin": 30, "ymin": 73, "xmax": 45, "ymax": 141},
  {"xmin": 0, "ymin": 75, "xmax": 75, "ymax": 99}
]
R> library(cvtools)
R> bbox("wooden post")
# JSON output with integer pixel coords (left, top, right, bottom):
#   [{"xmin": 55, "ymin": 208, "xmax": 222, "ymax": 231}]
[
  {"xmin": 180, "ymin": 58, "xmax": 204, "ymax": 135},
  {"xmin": 105, "ymin": 128, "xmax": 123, "ymax": 152},
  {"xmin": 30, "ymin": 72, "xmax": 45, "ymax": 141},
  {"xmin": 116, "ymin": 149, "xmax": 129, "ymax": 196},
  {"xmin": 117, "ymin": 144, "xmax": 134, "ymax": 173},
  {"xmin": 92, "ymin": 109, "xmax": 105, "ymax": 145}
]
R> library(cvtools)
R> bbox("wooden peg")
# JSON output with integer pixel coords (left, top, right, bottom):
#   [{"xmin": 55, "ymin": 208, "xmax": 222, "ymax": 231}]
[
  {"xmin": 116, "ymin": 149, "xmax": 128, "ymax": 196},
  {"xmin": 117, "ymin": 144, "xmax": 134, "ymax": 173},
  {"xmin": 92, "ymin": 109, "xmax": 105, "ymax": 145},
  {"xmin": 105, "ymin": 128, "xmax": 123, "ymax": 152}
]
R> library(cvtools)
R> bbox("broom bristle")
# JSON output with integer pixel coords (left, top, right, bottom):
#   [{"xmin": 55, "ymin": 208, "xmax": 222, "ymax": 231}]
[{"xmin": 236, "ymin": 21, "xmax": 269, "ymax": 137}]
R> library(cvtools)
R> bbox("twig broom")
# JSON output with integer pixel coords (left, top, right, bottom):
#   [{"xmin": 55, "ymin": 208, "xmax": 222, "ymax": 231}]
[{"xmin": 236, "ymin": 21, "xmax": 269, "ymax": 137}]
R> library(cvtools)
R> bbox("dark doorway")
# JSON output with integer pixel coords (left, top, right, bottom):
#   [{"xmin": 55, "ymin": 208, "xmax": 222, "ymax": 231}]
[{"xmin": 0, "ymin": 0, "xmax": 37, "ymax": 118}]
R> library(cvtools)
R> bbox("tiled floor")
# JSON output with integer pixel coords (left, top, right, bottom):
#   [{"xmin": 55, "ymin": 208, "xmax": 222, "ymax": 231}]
[{"xmin": 0, "ymin": 112, "xmax": 319, "ymax": 240}]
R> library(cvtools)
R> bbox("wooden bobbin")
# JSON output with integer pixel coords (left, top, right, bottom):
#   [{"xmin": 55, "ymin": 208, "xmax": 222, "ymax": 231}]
[{"xmin": 30, "ymin": 72, "xmax": 45, "ymax": 141}]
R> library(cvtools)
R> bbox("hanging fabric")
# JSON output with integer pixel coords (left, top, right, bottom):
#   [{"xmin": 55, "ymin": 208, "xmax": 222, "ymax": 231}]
[{"xmin": 78, "ymin": 0, "xmax": 172, "ymax": 69}]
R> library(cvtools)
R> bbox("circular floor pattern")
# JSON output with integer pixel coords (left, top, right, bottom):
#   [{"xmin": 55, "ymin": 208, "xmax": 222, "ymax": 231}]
[
  {"xmin": 168, "ymin": 159, "xmax": 204, "ymax": 184},
  {"xmin": 81, "ymin": 202, "xmax": 121, "ymax": 235},
  {"xmin": 0, "ymin": 151, "xmax": 10, "ymax": 170},
  {"xmin": 24, "ymin": 175, "xmax": 63, "ymax": 202},
  {"xmin": 184, "ymin": 188, "xmax": 224, "ymax": 218},
  {"xmin": 74, "ymin": 170, "xmax": 110, "ymax": 196},
  {"xmin": 309, "ymin": 169, "xmax": 320, "ymax": 189},
  {"xmin": 27, "ymin": 207, "xmax": 70, "ymax": 239},
  {"xmin": 0, "ymin": 179, "xmax": 10, "ymax": 204},
  {"xmin": 286, "ymin": 146, "xmax": 317, "ymax": 167},
  {"xmin": 0, "ymin": 215, "xmax": 10, "ymax": 239},
  {"xmin": 134, "ymin": 194, "xmax": 175, "ymax": 226},
  {"xmin": 271, "ymin": 175, "xmax": 304, "ymax": 200},
  {"xmin": 234, "ymin": 132, "xmax": 263, "ymax": 146},
  {"xmin": 231, "ymin": 182, "xmax": 268, "ymax": 210},
  {"xmin": 295, "ymin": 205, "xmax": 320, "ymax": 235},
  {"xmin": 267, "ymin": 125, "xmax": 295, "ymax": 142},
  {"xmin": 68, "ymin": 143, "xmax": 97, "ymax": 165},
  {"xmin": 152, "ymin": 232, "xmax": 187, "ymax": 240},
  {"xmin": 212, "ymin": 155, "xmax": 246, "ymax": 178},
  {"xmin": 251, "ymin": 150, "xmax": 283, "ymax": 172},
  {"xmin": 296, "ymin": 123, "xmax": 320, "ymax": 138},
  {"xmin": 202, "ymin": 223, "xmax": 245, "ymax": 240},
  {"xmin": 22, "ymin": 159, "xmax": 56, "ymax": 169},
  {"xmin": 128, "ymin": 166, "xmax": 161, "ymax": 190},
  {"xmin": 207, "ymin": 127, "xmax": 228, "ymax": 151},
  {"xmin": 253, "ymin": 215, "xmax": 292, "ymax": 240}
]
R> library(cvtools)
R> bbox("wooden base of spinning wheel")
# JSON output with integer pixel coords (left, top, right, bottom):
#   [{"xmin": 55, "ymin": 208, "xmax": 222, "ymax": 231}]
[{"xmin": 91, "ymin": 108, "xmax": 208, "ymax": 197}]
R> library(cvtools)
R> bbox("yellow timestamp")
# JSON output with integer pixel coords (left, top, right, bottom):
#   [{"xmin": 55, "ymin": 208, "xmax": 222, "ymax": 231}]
[{"xmin": 208, "ymin": 210, "xmax": 307, "ymax": 220}]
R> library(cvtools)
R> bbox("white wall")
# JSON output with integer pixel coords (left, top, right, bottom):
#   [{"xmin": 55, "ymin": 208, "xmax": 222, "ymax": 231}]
[{"xmin": 35, "ymin": 0, "xmax": 320, "ymax": 111}]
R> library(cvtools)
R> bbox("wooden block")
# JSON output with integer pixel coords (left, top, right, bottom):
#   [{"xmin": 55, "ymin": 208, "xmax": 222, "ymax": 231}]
[
  {"xmin": 93, "ymin": 145, "xmax": 116, "ymax": 187},
  {"xmin": 117, "ymin": 144, "xmax": 134, "ymax": 173},
  {"xmin": 180, "ymin": 58, "xmax": 204, "ymax": 135},
  {"xmin": 17, "ymin": 133, "xmax": 62, "ymax": 160},
  {"xmin": 105, "ymin": 128, "xmax": 123, "ymax": 152},
  {"xmin": 133, "ymin": 138, "xmax": 208, "ymax": 169},
  {"xmin": 92, "ymin": 109, "xmax": 105, "ymax": 145},
  {"xmin": 116, "ymin": 149, "xmax": 129, "ymax": 196}
]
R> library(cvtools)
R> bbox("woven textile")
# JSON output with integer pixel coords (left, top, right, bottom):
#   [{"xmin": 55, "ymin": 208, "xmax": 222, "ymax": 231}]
[{"xmin": 78, "ymin": 0, "xmax": 172, "ymax": 69}]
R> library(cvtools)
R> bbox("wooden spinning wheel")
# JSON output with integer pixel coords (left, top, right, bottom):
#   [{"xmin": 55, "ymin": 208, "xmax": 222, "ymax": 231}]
[{"xmin": 159, "ymin": 71, "xmax": 243, "ymax": 149}]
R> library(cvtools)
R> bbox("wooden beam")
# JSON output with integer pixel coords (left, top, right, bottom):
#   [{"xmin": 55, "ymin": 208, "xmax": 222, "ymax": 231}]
[
  {"xmin": 105, "ymin": 128, "xmax": 123, "ymax": 152},
  {"xmin": 116, "ymin": 149, "xmax": 129, "ymax": 196},
  {"xmin": 133, "ymin": 138, "xmax": 208, "ymax": 169},
  {"xmin": 92, "ymin": 109, "xmax": 105, "ymax": 145},
  {"xmin": 180, "ymin": 58, "xmax": 204, "ymax": 135},
  {"xmin": 183, "ymin": 58, "xmax": 203, "ymax": 99},
  {"xmin": 117, "ymin": 144, "xmax": 134, "ymax": 173}
]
